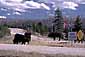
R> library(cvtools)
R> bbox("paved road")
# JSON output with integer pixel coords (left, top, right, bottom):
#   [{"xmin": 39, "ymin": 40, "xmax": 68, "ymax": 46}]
[{"xmin": 0, "ymin": 44, "xmax": 85, "ymax": 56}]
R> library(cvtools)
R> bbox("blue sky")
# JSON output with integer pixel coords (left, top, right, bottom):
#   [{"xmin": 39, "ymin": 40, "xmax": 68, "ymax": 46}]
[{"xmin": 0, "ymin": 0, "xmax": 85, "ymax": 19}]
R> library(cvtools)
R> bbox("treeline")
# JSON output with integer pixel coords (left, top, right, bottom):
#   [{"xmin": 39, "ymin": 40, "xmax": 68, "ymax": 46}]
[
  {"xmin": 4, "ymin": 20, "xmax": 49, "ymax": 36},
  {"xmin": 32, "ymin": 22, "xmax": 48, "ymax": 35}
]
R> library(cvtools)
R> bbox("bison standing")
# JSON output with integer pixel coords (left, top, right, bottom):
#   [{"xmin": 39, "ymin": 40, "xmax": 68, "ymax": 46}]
[
  {"xmin": 48, "ymin": 32, "xmax": 63, "ymax": 41},
  {"xmin": 13, "ymin": 32, "xmax": 31, "ymax": 44}
]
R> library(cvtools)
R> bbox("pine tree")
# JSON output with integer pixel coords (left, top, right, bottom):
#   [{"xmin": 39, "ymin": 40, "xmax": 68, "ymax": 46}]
[
  {"xmin": 53, "ymin": 8, "xmax": 64, "ymax": 40},
  {"xmin": 32, "ymin": 23, "xmax": 36, "ymax": 32},
  {"xmin": 36, "ymin": 22, "xmax": 43, "ymax": 35},
  {"xmin": 74, "ymin": 16, "xmax": 82, "ymax": 32},
  {"xmin": 53, "ymin": 8, "xmax": 64, "ymax": 33}
]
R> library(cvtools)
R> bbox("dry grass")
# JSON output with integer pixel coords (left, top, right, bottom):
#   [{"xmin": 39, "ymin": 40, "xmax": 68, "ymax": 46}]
[
  {"xmin": 30, "ymin": 40, "xmax": 64, "ymax": 47},
  {"xmin": 0, "ymin": 35, "xmax": 85, "ymax": 48},
  {"xmin": 0, "ymin": 35, "xmax": 65, "ymax": 47},
  {"xmin": 0, "ymin": 35, "xmax": 13, "ymax": 44}
]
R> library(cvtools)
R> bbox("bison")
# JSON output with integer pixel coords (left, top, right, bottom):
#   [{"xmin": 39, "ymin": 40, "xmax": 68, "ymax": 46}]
[
  {"xmin": 48, "ymin": 32, "xmax": 63, "ymax": 41},
  {"xmin": 13, "ymin": 32, "xmax": 31, "ymax": 44}
]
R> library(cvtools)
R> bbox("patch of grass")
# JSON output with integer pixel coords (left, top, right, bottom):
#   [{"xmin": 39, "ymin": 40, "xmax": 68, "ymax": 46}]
[{"xmin": 0, "ymin": 25, "xmax": 10, "ymax": 38}]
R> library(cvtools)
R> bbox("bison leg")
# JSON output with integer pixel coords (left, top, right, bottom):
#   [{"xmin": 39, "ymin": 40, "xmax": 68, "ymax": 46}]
[
  {"xmin": 27, "ymin": 41, "xmax": 30, "ymax": 44},
  {"xmin": 22, "ymin": 41, "xmax": 25, "ymax": 44},
  {"xmin": 13, "ymin": 40, "xmax": 18, "ymax": 44},
  {"xmin": 53, "ymin": 37, "xmax": 56, "ymax": 41}
]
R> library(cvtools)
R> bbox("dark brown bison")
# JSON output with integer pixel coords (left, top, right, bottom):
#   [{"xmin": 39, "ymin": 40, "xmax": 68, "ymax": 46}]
[
  {"xmin": 48, "ymin": 32, "xmax": 63, "ymax": 41},
  {"xmin": 13, "ymin": 32, "xmax": 31, "ymax": 44}
]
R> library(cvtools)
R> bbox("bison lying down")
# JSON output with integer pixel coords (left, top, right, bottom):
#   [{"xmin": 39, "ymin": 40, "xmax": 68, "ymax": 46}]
[{"xmin": 13, "ymin": 32, "xmax": 31, "ymax": 44}]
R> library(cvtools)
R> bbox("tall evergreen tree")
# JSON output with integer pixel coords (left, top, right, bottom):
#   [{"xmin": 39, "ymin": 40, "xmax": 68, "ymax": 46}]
[
  {"xmin": 74, "ymin": 16, "xmax": 82, "ymax": 32},
  {"xmin": 36, "ymin": 22, "xmax": 43, "ymax": 35},
  {"xmin": 32, "ymin": 23, "xmax": 36, "ymax": 32},
  {"xmin": 53, "ymin": 8, "xmax": 64, "ymax": 33},
  {"xmin": 52, "ymin": 8, "xmax": 64, "ymax": 40}
]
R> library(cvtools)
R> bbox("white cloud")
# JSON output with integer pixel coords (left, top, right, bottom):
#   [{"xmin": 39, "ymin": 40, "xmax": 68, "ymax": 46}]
[
  {"xmin": 25, "ymin": 1, "xmax": 41, "ymax": 8},
  {"xmin": 0, "ymin": 0, "xmax": 85, "ymax": 18},
  {"xmin": 12, "ymin": 8, "xmax": 26, "ymax": 12},
  {"xmin": 0, "ymin": 0, "xmax": 50, "ymax": 14},
  {"xmin": 41, "ymin": 3, "xmax": 50, "ymax": 10},
  {"xmin": 0, "ymin": 16, "xmax": 7, "ymax": 18},
  {"xmin": 63, "ymin": 2, "xmax": 78, "ymax": 10},
  {"xmin": 38, "ymin": 0, "xmax": 85, "ymax": 10}
]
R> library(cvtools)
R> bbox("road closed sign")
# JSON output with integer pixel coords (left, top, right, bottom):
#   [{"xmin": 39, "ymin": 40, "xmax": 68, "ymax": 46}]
[
  {"xmin": 77, "ymin": 30, "xmax": 84, "ymax": 40},
  {"xmin": 68, "ymin": 32, "xmax": 77, "ymax": 41}
]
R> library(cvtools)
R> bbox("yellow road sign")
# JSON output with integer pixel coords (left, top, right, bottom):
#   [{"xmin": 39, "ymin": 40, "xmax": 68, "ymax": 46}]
[{"xmin": 77, "ymin": 30, "xmax": 84, "ymax": 40}]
